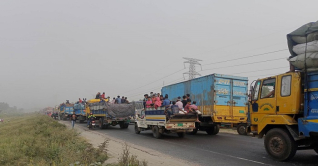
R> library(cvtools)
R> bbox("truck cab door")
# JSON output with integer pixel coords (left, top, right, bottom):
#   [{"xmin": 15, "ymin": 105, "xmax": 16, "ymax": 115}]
[{"xmin": 257, "ymin": 78, "xmax": 277, "ymax": 115}]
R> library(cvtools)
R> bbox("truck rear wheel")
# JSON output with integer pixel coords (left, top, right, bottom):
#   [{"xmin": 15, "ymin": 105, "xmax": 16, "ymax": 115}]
[
  {"xmin": 135, "ymin": 123, "xmax": 141, "ymax": 134},
  {"xmin": 206, "ymin": 125, "xmax": 220, "ymax": 135},
  {"xmin": 237, "ymin": 124, "xmax": 247, "ymax": 135},
  {"xmin": 264, "ymin": 128, "xmax": 297, "ymax": 161},
  {"xmin": 177, "ymin": 132, "xmax": 185, "ymax": 138},
  {"xmin": 188, "ymin": 128, "xmax": 198, "ymax": 135},
  {"xmin": 120, "ymin": 123, "xmax": 129, "ymax": 129},
  {"xmin": 152, "ymin": 126, "xmax": 162, "ymax": 139}
]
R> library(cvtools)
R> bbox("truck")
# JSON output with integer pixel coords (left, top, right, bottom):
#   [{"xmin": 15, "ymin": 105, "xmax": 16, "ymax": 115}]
[
  {"xmin": 161, "ymin": 74, "xmax": 249, "ymax": 135},
  {"xmin": 73, "ymin": 103, "xmax": 86, "ymax": 123},
  {"xmin": 58, "ymin": 103, "xmax": 74, "ymax": 120},
  {"xmin": 247, "ymin": 21, "xmax": 318, "ymax": 161},
  {"xmin": 134, "ymin": 107, "xmax": 197, "ymax": 138},
  {"xmin": 86, "ymin": 99, "xmax": 134, "ymax": 129}
]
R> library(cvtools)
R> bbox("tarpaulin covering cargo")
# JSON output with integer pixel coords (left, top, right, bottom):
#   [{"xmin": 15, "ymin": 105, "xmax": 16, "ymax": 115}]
[
  {"xmin": 287, "ymin": 21, "xmax": 318, "ymax": 57},
  {"xmin": 287, "ymin": 21, "xmax": 318, "ymax": 70},
  {"xmin": 88, "ymin": 102, "xmax": 135, "ymax": 118}
]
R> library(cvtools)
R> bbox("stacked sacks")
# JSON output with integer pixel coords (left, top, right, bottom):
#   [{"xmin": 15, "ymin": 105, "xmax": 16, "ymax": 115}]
[{"xmin": 287, "ymin": 21, "xmax": 318, "ymax": 71}]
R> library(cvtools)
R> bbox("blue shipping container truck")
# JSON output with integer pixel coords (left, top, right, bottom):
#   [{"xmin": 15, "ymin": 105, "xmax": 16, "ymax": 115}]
[{"xmin": 161, "ymin": 73, "xmax": 249, "ymax": 135}]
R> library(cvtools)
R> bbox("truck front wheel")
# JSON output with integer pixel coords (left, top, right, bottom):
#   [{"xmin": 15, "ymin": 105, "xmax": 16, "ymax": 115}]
[
  {"xmin": 206, "ymin": 125, "xmax": 220, "ymax": 135},
  {"xmin": 152, "ymin": 126, "xmax": 162, "ymax": 139},
  {"xmin": 264, "ymin": 128, "xmax": 297, "ymax": 161},
  {"xmin": 237, "ymin": 124, "xmax": 247, "ymax": 135},
  {"xmin": 120, "ymin": 123, "xmax": 129, "ymax": 129}
]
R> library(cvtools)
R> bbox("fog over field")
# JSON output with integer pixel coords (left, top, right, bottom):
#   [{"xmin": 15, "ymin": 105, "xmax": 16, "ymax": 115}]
[{"xmin": 1, "ymin": 0, "xmax": 317, "ymax": 109}]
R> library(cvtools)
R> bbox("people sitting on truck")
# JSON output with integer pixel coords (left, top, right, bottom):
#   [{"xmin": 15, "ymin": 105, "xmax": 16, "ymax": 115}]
[
  {"xmin": 95, "ymin": 92, "xmax": 101, "ymax": 99},
  {"xmin": 121, "ymin": 96, "xmax": 126, "ymax": 103},
  {"xmin": 111, "ymin": 97, "xmax": 116, "ymax": 104},
  {"xmin": 79, "ymin": 98, "xmax": 82, "ymax": 103},
  {"xmin": 87, "ymin": 113, "xmax": 96, "ymax": 127},
  {"xmin": 143, "ymin": 94, "xmax": 148, "ymax": 108},
  {"xmin": 171, "ymin": 101, "xmax": 182, "ymax": 114},
  {"xmin": 66, "ymin": 100, "xmax": 70, "ymax": 104},
  {"xmin": 176, "ymin": 97, "xmax": 183, "ymax": 109},
  {"xmin": 116, "ymin": 96, "xmax": 121, "ymax": 104},
  {"xmin": 191, "ymin": 101, "xmax": 202, "ymax": 114},
  {"xmin": 154, "ymin": 94, "xmax": 161, "ymax": 109},
  {"xmin": 146, "ymin": 97, "xmax": 153, "ymax": 108},
  {"xmin": 101, "ymin": 92, "xmax": 105, "ymax": 99},
  {"xmin": 181, "ymin": 96, "xmax": 187, "ymax": 108},
  {"xmin": 184, "ymin": 99, "xmax": 192, "ymax": 113},
  {"xmin": 124, "ymin": 97, "xmax": 130, "ymax": 104},
  {"xmin": 162, "ymin": 96, "xmax": 171, "ymax": 108}
]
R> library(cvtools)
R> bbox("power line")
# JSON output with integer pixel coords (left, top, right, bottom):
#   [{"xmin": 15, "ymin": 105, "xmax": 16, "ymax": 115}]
[
  {"xmin": 202, "ymin": 49, "xmax": 287, "ymax": 66},
  {"xmin": 203, "ymin": 57, "xmax": 286, "ymax": 71},
  {"xmin": 121, "ymin": 68, "xmax": 185, "ymax": 95}
]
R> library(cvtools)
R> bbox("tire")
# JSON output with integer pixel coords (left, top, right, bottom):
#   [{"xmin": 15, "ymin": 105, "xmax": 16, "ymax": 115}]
[
  {"xmin": 314, "ymin": 147, "xmax": 318, "ymax": 154},
  {"xmin": 188, "ymin": 128, "xmax": 198, "ymax": 135},
  {"xmin": 264, "ymin": 128, "xmax": 297, "ymax": 161},
  {"xmin": 135, "ymin": 123, "xmax": 141, "ymax": 134},
  {"xmin": 120, "ymin": 123, "xmax": 129, "ymax": 129},
  {"xmin": 177, "ymin": 132, "xmax": 185, "ymax": 138},
  {"xmin": 152, "ymin": 126, "xmax": 162, "ymax": 139},
  {"xmin": 206, "ymin": 125, "xmax": 219, "ymax": 135},
  {"xmin": 237, "ymin": 124, "xmax": 247, "ymax": 135}
]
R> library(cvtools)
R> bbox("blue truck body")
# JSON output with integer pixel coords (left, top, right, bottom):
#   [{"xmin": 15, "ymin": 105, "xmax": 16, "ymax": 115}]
[{"xmin": 299, "ymin": 71, "xmax": 318, "ymax": 137}]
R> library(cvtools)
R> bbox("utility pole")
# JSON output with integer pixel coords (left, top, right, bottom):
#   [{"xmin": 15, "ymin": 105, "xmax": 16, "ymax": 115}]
[{"xmin": 183, "ymin": 57, "xmax": 202, "ymax": 80}]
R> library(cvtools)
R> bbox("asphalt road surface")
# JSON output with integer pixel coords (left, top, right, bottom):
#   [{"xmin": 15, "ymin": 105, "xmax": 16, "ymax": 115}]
[{"xmin": 79, "ymin": 123, "xmax": 317, "ymax": 166}]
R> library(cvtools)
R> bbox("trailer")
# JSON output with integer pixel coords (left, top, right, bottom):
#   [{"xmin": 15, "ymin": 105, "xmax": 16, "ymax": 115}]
[
  {"xmin": 161, "ymin": 73, "xmax": 248, "ymax": 135},
  {"xmin": 135, "ymin": 107, "xmax": 197, "ymax": 138}
]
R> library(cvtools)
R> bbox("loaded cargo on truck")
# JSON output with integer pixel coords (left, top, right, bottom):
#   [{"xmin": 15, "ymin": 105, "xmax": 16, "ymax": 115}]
[
  {"xmin": 161, "ymin": 73, "xmax": 248, "ymax": 135},
  {"xmin": 86, "ymin": 99, "xmax": 134, "ymax": 129}
]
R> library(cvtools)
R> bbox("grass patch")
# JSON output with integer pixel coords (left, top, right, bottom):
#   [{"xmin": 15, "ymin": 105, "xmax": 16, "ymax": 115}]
[
  {"xmin": 107, "ymin": 143, "xmax": 147, "ymax": 166},
  {"xmin": 0, "ymin": 113, "xmax": 107, "ymax": 166}
]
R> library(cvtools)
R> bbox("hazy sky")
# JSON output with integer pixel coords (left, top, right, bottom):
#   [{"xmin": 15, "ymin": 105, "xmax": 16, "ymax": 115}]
[{"xmin": 1, "ymin": 0, "xmax": 318, "ymax": 109}]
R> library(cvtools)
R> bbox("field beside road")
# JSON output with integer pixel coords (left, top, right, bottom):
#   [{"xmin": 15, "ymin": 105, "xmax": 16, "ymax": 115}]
[{"xmin": 0, "ymin": 113, "xmax": 107, "ymax": 166}]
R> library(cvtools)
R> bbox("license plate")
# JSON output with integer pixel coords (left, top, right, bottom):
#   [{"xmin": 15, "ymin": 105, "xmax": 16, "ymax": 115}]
[
  {"xmin": 177, "ymin": 123, "xmax": 183, "ymax": 127},
  {"xmin": 92, "ymin": 124, "xmax": 95, "ymax": 126}
]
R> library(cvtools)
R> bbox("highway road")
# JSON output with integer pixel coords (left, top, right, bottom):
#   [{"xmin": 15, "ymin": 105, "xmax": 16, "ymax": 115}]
[{"xmin": 79, "ymin": 123, "xmax": 318, "ymax": 166}]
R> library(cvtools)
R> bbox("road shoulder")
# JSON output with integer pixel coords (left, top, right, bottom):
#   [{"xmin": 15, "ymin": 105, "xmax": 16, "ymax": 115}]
[{"xmin": 59, "ymin": 121, "xmax": 198, "ymax": 166}]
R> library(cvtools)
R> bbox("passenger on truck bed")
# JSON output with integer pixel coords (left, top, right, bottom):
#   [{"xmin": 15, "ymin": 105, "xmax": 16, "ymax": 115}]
[
  {"xmin": 184, "ymin": 99, "xmax": 192, "ymax": 113},
  {"xmin": 111, "ymin": 97, "xmax": 116, "ymax": 104},
  {"xmin": 146, "ymin": 97, "xmax": 153, "ymax": 108},
  {"xmin": 181, "ymin": 96, "xmax": 187, "ymax": 108},
  {"xmin": 116, "ymin": 96, "xmax": 121, "ymax": 104},
  {"xmin": 176, "ymin": 97, "xmax": 183, "ymax": 109},
  {"xmin": 162, "ymin": 96, "xmax": 171, "ymax": 108},
  {"xmin": 95, "ymin": 92, "xmax": 101, "ymax": 99}
]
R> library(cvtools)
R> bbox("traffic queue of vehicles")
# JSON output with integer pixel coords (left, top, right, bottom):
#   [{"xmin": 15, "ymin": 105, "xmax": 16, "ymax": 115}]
[{"xmin": 53, "ymin": 21, "xmax": 318, "ymax": 162}]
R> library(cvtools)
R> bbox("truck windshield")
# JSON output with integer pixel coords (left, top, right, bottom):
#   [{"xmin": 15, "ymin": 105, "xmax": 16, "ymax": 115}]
[{"xmin": 261, "ymin": 79, "xmax": 276, "ymax": 98}]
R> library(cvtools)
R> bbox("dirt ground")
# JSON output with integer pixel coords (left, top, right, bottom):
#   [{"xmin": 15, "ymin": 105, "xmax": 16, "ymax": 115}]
[{"xmin": 59, "ymin": 121, "xmax": 199, "ymax": 166}]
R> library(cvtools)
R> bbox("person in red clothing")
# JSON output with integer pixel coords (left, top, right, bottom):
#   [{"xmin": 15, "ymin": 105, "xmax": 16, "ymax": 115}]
[
  {"xmin": 101, "ymin": 92, "xmax": 105, "ymax": 99},
  {"xmin": 184, "ymin": 99, "xmax": 192, "ymax": 113},
  {"xmin": 79, "ymin": 98, "xmax": 82, "ymax": 103}
]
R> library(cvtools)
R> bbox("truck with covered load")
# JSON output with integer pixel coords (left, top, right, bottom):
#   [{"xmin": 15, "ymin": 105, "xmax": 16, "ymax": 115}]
[
  {"xmin": 86, "ymin": 99, "xmax": 134, "ymax": 129},
  {"xmin": 161, "ymin": 74, "xmax": 248, "ymax": 135},
  {"xmin": 247, "ymin": 21, "xmax": 318, "ymax": 161}
]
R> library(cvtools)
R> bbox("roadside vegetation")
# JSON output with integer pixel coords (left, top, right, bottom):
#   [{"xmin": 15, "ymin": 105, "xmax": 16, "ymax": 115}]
[
  {"xmin": 107, "ymin": 143, "xmax": 147, "ymax": 166},
  {"xmin": 0, "ymin": 113, "xmax": 108, "ymax": 166}
]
